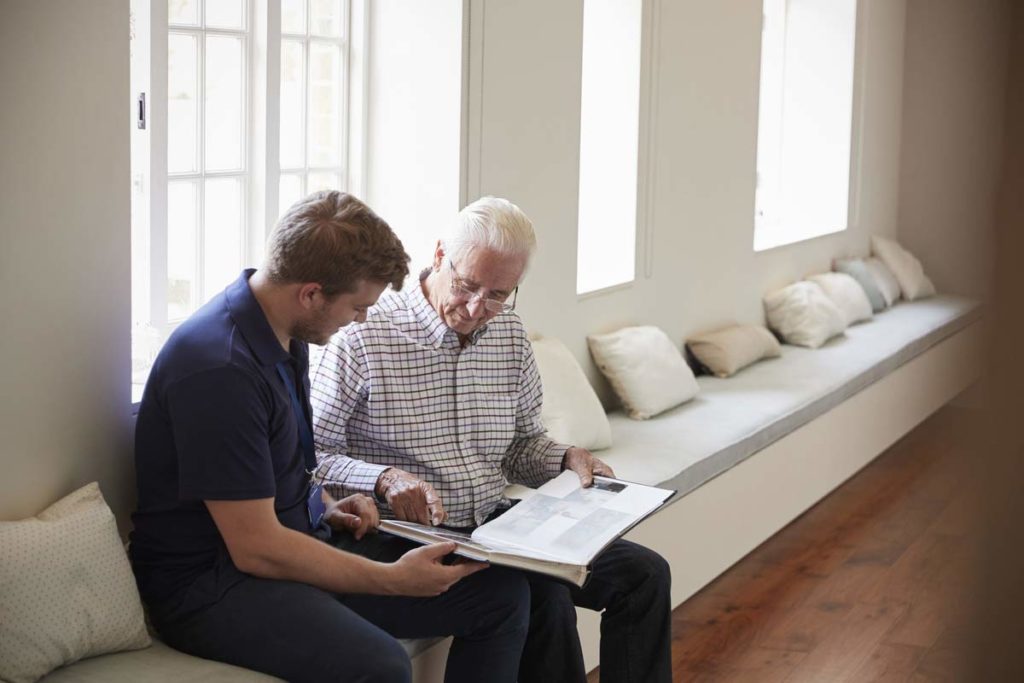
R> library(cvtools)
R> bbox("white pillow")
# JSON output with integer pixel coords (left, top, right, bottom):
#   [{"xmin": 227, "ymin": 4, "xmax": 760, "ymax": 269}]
[
  {"xmin": 871, "ymin": 235, "xmax": 936, "ymax": 301},
  {"xmin": 763, "ymin": 281, "xmax": 847, "ymax": 348},
  {"xmin": 531, "ymin": 336, "xmax": 612, "ymax": 450},
  {"xmin": 685, "ymin": 324, "xmax": 781, "ymax": 378},
  {"xmin": 807, "ymin": 272, "xmax": 873, "ymax": 325},
  {"xmin": 0, "ymin": 483, "xmax": 151, "ymax": 683},
  {"xmin": 587, "ymin": 326, "xmax": 699, "ymax": 420},
  {"xmin": 864, "ymin": 257, "xmax": 902, "ymax": 308}
]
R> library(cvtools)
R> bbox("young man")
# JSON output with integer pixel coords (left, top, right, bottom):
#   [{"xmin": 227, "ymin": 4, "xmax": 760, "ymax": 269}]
[
  {"xmin": 129, "ymin": 191, "xmax": 529, "ymax": 683},
  {"xmin": 311, "ymin": 196, "xmax": 672, "ymax": 683}
]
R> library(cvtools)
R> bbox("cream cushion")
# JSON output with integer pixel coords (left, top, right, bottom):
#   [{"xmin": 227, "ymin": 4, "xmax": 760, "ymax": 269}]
[
  {"xmin": 807, "ymin": 272, "xmax": 873, "ymax": 326},
  {"xmin": 864, "ymin": 257, "xmax": 902, "ymax": 307},
  {"xmin": 871, "ymin": 235, "xmax": 936, "ymax": 301},
  {"xmin": 763, "ymin": 281, "xmax": 847, "ymax": 349},
  {"xmin": 587, "ymin": 326, "xmax": 699, "ymax": 420},
  {"xmin": 531, "ymin": 336, "xmax": 612, "ymax": 450},
  {"xmin": 0, "ymin": 483, "xmax": 151, "ymax": 683},
  {"xmin": 685, "ymin": 324, "xmax": 781, "ymax": 378}
]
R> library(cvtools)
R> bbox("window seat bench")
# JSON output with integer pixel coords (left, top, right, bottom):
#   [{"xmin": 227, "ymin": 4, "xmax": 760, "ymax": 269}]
[{"xmin": 38, "ymin": 296, "xmax": 983, "ymax": 682}]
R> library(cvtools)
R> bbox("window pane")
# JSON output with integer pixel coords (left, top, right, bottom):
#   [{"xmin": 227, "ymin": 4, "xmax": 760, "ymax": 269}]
[
  {"xmin": 279, "ymin": 173, "xmax": 303, "ymax": 218},
  {"xmin": 310, "ymin": 0, "xmax": 342, "ymax": 37},
  {"xmin": 204, "ymin": 178, "xmax": 243, "ymax": 298},
  {"xmin": 282, "ymin": 0, "xmax": 306, "ymax": 34},
  {"xmin": 576, "ymin": 0, "xmax": 642, "ymax": 294},
  {"xmin": 280, "ymin": 40, "xmax": 306, "ymax": 169},
  {"xmin": 307, "ymin": 171, "xmax": 339, "ymax": 194},
  {"xmin": 167, "ymin": 181, "xmax": 198, "ymax": 321},
  {"xmin": 206, "ymin": 0, "xmax": 245, "ymax": 30},
  {"xmin": 168, "ymin": 33, "xmax": 199, "ymax": 174},
  {"xmin": 205, "ymin": 35, "xmax": 244, "ymax": 171},
  {"xmin": 169, "ymin": 0, "xmax": 199, "ymax": 26},
  {"xmin": 308, "ymin": 42, "xmax": 341, "ymax": 167},
  {"xmin": 753, "ymin": 0, "xmax": 858, "ymax": 250}
]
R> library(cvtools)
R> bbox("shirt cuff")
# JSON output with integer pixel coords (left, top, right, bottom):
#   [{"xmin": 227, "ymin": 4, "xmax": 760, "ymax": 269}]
[
  {"xmin": 543, "ymin": 441, "xmax": 570, "ymax": 480},
  {"xmin": 326, "ymin": 460, "xmax": 390, "ymax": 498}
]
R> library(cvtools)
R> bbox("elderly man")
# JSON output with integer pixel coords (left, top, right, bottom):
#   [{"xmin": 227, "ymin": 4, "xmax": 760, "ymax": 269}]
[
  {"xmin": 130, "ymin": 191, "xmax": 530, "ymax": 683},
  {"xmin": 311, "ymin": 196, "xmax": 672, "ymax": 683}
]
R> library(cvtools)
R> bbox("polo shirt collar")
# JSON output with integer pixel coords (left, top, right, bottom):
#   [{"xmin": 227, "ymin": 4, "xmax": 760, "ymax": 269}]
[
  {"xmin": 225, "ymin": 269, "xmax": 291, "ymax": 367},
  {"xmin": 408, "ymin": 268, "xmax": 489, "ymax": 348}
]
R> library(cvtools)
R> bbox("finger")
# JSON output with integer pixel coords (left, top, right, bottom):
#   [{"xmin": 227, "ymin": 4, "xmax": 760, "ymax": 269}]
[
  {"xmin": 333, "ymin": 512, "xmax": 362, "ymax": 533},
  {"xmin": 414, "ymin": 541, "xmax": 458, "ymax": 562},
  {"xmin": 451, "ymin": 560, "xmax": 489, "ymax": 579},
  {"xmin": 577, "ymin": 470, "xmax": 594, "ymax": 488},
  {"xmin": 427, "ymin": 498, "xmax": 447, "ymax": 527},
  {"xmin": 363, "ymin": 502, "xmax": 381, "ymax": 528}
]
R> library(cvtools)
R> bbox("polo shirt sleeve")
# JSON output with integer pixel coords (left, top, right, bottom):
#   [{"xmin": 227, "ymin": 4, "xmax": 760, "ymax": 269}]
[
  {"xmin": 310, "ymin": 331, "xmax": 389, "ymax": 497},
  {"xmin": 503, "ymin": 337, "xmax": 569, "ymax": 487},
  {"xmin": 166, "ymin": 365, "xmax": 277, "ymax": 501}
]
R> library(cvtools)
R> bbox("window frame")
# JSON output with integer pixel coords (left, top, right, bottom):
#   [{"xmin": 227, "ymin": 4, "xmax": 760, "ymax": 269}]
[
  {"xmin": 132, "ymin": 0, "xmax": 359, "ymax": 404},
  {"xmin": 753, "ymin": 0, "xmax": 862, "ymax": 253}
]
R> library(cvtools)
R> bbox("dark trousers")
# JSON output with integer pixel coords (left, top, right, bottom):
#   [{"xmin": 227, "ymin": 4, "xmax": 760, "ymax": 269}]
[
  {"xmin": 146, "ymin": 533, "xmax": 529, "ymax": 683},
  {"xmin": 518, "ymin": 539, "xmax": 673, "ymax": 683}
]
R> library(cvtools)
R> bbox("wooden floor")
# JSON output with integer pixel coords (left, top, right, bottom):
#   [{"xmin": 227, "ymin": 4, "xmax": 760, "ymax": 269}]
[{"xmin": 588, "ymin": 406, "xmax": 979, "ymax": 683}]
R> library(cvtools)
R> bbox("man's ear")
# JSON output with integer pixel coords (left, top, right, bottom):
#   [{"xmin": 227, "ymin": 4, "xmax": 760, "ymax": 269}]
[
  {"xmin": 432, "ymin": 241, "xmax": 445, "ymax": 272},
  {"xmin": 296, "ymin": 282, "xmax": 322, "ymax": 310}
]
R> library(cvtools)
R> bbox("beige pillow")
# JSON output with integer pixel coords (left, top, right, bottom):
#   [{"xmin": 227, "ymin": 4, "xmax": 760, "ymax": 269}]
[
  {"xmin": 864, "ymin": 257, "xmax": 901, "ymax": 307},
  {"xmin": 531, "ymin": 336, "xmax": 612, "ymax": 450},
  {"xmin": 0, "ymin": 483, "xmax": 151, "ymax": 683},
  {"xmin": 870, "ymin": 235, "xmax": 936, "ymax": 301},
  {"xmin": 587, "ymin": 326, "xmax": 699, "ymax": 420},
  {"xmin": 807, "ymin": 272, "xmax": 873, "ymax": 325},
  {"xmin": 685, "ymin": 324, "xmax": 781, "ymax": 378},
  {"xmin": 763, "ymin": 281, "xmax": 847, "ymax": 348}
]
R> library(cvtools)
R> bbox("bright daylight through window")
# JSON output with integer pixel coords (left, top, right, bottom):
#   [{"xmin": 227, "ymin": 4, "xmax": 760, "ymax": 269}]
[
  {"xmin": 576, "ymin": 0, "xmax": 643, "ymax": 295},
  {"xmin": 130, "ymin": 0, "xmax": 351, "ymax": 401},
  {"xmin": 754, "ymin": 0, "xmax": 858, "ymax": 251}
]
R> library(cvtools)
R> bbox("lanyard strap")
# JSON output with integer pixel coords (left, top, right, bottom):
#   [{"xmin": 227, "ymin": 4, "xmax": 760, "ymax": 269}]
[{"xmin": 276, "ymin": 361, "xmax": 317, "ymax": 474}]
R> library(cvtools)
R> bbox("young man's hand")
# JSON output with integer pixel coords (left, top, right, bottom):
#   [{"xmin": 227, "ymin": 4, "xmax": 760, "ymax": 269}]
[
  {"xmin": 324, "ymin": 493, "xmax": 379, "ymax": 540},
  {"xmin": 562, "ymin": 447, "xmax": 615, "ymax": 488},
  {"xmin": 387, "ymin": 542, "xmax": 487, "ymax": 596},
  {"xmin": 375, "ymin": 468, "xmax": 447, "ymax": 526}
]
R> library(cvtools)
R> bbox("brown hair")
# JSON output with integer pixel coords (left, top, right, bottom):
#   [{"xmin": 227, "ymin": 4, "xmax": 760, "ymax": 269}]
[{"xmin": 264, "ymin": 190, "xmax": 410, "ymax": 296}]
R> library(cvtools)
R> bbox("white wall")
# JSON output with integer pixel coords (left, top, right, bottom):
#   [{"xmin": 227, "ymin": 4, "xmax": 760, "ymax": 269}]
[
  {"xmin": 897, "ymin": 0, "xmax": 1011, "ymax": 299},
  {"xmin": 0, "ymin": 1, "xmax": 133, "ymax": 526},
  {"xmin": 469, "ymin": 0, "xmax": 909, "ymax": 401}
]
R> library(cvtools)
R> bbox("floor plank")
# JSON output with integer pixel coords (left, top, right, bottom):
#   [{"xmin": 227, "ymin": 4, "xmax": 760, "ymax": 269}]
[{"xmin": 586, "ymin": 406, "xmax": 976, "ymax": 682}]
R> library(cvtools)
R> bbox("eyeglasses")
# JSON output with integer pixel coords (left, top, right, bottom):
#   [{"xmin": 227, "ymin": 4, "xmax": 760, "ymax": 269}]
[{"xmin": 448, "ymin": 261, "xmax": 518, "ymax": 314}]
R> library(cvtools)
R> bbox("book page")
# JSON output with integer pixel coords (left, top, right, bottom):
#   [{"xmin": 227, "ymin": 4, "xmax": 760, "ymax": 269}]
[{"xmin": 472, "ymin": 471, "xmax": 673, "ymax": 565}]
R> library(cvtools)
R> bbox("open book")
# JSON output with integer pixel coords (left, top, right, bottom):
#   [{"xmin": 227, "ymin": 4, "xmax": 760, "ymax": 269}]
[{"xmin": 380, "ymin": 471, "xmax": 675, "ymax": 588}]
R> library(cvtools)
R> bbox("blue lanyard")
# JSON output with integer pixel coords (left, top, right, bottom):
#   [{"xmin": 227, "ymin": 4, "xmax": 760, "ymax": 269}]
[{"xmin": 276, "ymin": 361, "xmax": 317, "ymax": 474}]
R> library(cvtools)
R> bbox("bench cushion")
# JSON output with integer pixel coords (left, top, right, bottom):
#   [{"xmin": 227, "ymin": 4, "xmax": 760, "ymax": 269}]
[
  {"xmin": 600, "ymin": 295, "xmax": 981, "ymax": 497},
  {"xmin": 39, "ymin": 634, "xmax": 440, "ymax": 681}
]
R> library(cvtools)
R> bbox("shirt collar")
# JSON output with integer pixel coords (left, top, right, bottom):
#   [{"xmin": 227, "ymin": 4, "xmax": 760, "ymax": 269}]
[
  {"xmin": 224, "ymin": 269, "xmax": 292, "ymax": 367},
  {"xmin": 409, "ymin": 268, "xmax": 490, "ymax": 348}
]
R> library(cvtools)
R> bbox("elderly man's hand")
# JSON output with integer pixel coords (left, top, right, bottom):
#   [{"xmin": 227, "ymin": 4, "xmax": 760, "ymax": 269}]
[
  {"xmin": 375, "ymin": 468, "xmax": 447, "ymax": 526},
  {"xmin": 324, "ymin": 494, "xmax": 379, "ymax": 540},
  {"xmin": 562, "ymin": 447, "xmax": 615, "ymax": 488}
]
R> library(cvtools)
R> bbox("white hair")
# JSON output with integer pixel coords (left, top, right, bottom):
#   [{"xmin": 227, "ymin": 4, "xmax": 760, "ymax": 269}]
[{"xmin": 441, "ymin": 196, "xmax": 537, "ymax": 265}]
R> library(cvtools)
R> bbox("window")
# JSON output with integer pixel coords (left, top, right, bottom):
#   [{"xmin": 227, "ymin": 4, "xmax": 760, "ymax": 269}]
[
  {"xmin": 575, "ymin": 0, "xmax": 644, "ymax": 295},
  {"xmin": 131, "ymin": 0, "xmax": 354, "ymax": 401},
  {"xmin": 754, "ymin": 0, "xmax": 858, "ymax": 251}
]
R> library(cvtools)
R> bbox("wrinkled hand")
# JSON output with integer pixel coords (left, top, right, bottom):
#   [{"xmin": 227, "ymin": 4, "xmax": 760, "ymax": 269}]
[
  {"xmin": 389, "ymin": 542, "xmax": 488, "ymax": 596},
  {"xmin": 562, "ymin": 447, "xmax": 615, "ymax": 488},
  {"xmin": 375, "ymin": 468, "xmax": 447, "ymax": 526},
  {"xmin": 324, "ymin": 494, "xmax": 379, "ymax": 540}
]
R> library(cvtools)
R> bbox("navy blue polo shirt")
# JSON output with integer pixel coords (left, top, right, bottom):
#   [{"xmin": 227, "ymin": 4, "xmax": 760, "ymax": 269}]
[{"xmin": 129, "ymin": 269, "xmax": 314, "ymax": 604}]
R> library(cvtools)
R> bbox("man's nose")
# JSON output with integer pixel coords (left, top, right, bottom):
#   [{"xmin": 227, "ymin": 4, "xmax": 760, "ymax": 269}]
[{"xmin": 464, "ymin": 297, "xmax": 487, "ymax": 319}]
